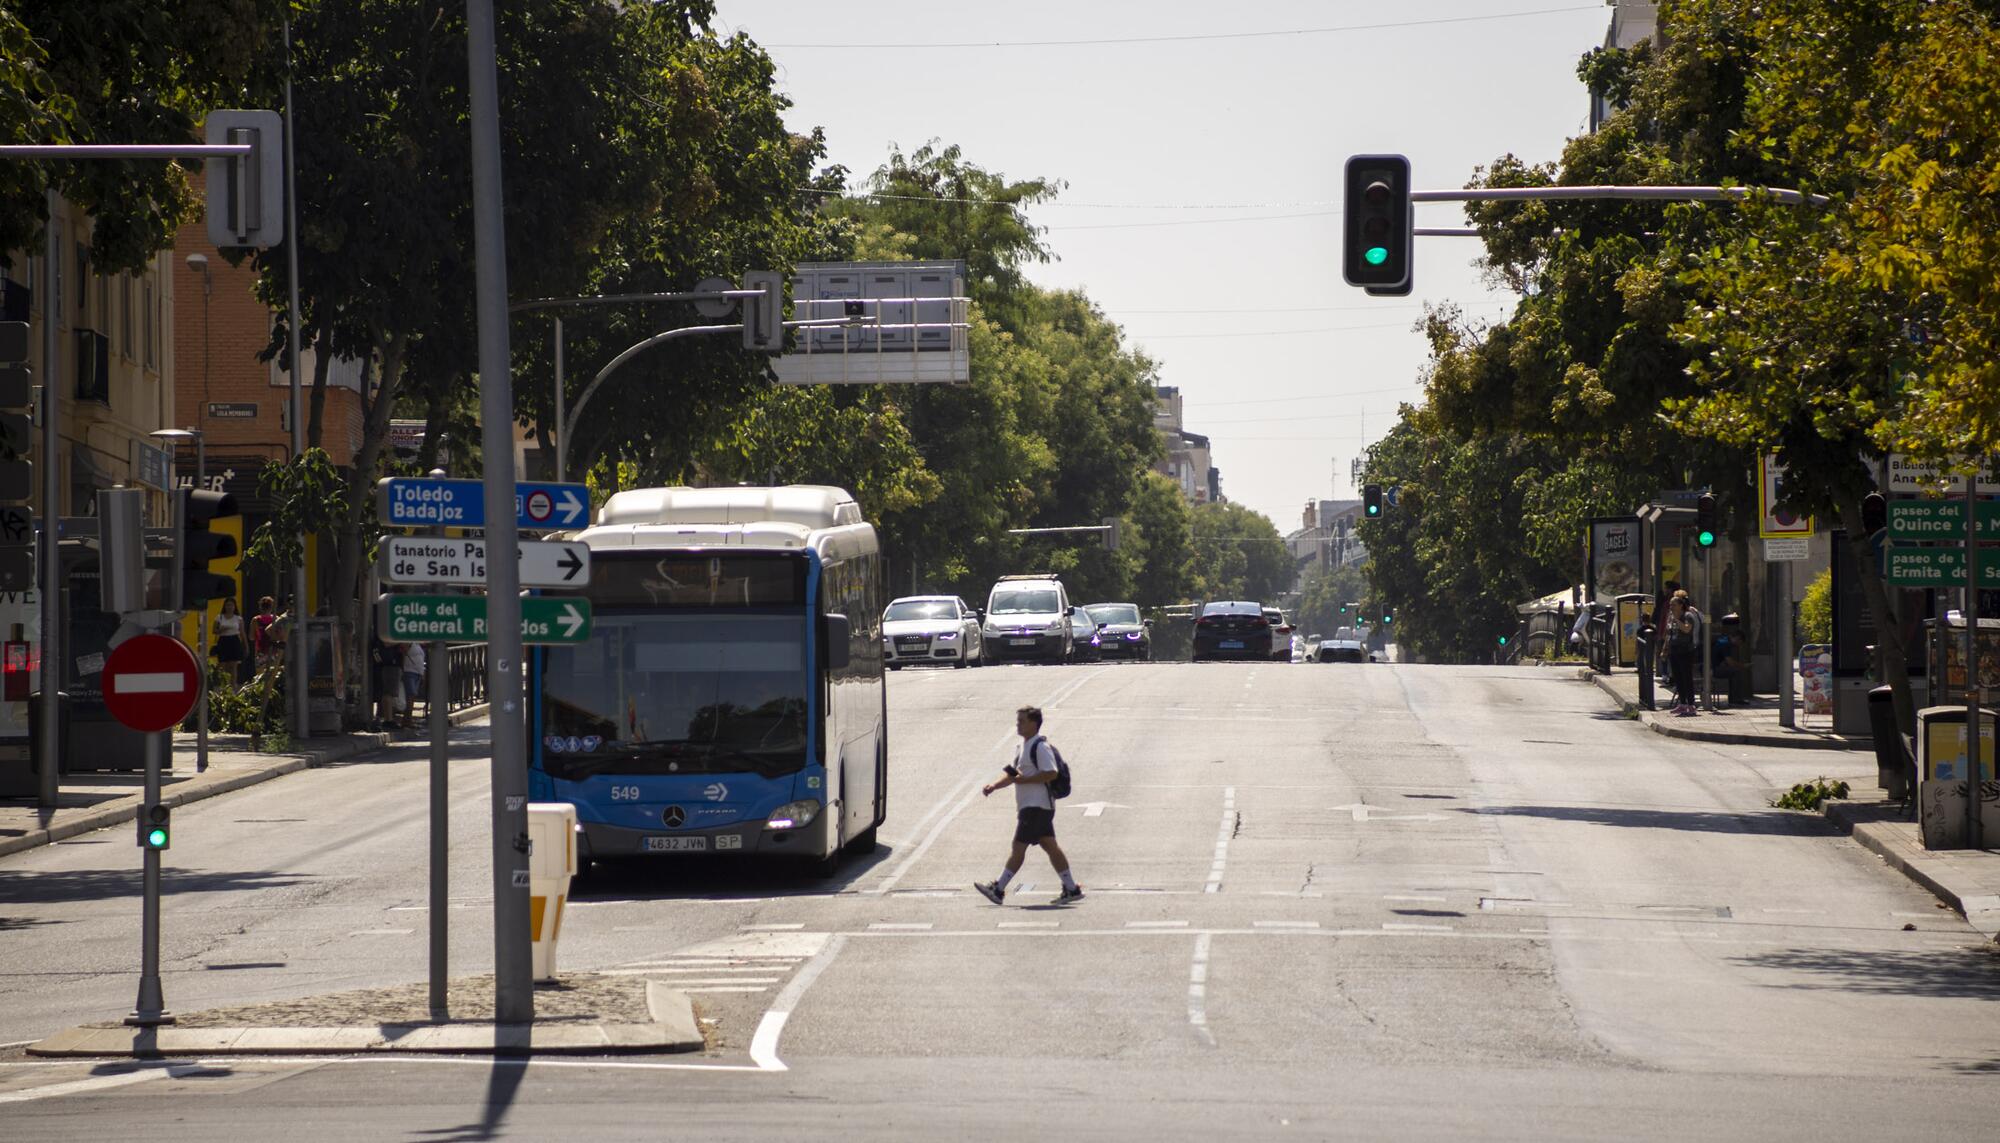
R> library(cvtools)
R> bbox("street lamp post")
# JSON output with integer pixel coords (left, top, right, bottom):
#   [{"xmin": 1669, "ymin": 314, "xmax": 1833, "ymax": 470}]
[{"xmin": 150, "ymin": 428, "xmax": 205, "ymax": 772}]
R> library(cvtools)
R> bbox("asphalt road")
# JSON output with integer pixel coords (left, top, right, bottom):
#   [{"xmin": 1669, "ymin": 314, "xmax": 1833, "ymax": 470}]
[{"xmin": 4, "ymin": 662, "xmax": 1999, "ymax": 1140}]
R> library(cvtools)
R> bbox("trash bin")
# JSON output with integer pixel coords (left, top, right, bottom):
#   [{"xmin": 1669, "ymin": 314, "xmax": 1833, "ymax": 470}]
[
  {"xmin": 527, "ymin": 802, "xmax": 579, "ymax": 981},
  {"xmin": 1914, "ymin": 705, "xmax": 1998, "ymax": 850},
  {"xmin": 0, "ymin": 691, "xmax": 70, "ymax": 798},
  {"xmin": 1866, "ymin": 685, "xmax": 1913, "ymax": 800}
]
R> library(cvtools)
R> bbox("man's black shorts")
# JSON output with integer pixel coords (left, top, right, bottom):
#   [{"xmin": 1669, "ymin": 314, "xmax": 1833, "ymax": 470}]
[{"xmin": 1014, "ymin": 806, "xmax": 1057, "ymax": 844}]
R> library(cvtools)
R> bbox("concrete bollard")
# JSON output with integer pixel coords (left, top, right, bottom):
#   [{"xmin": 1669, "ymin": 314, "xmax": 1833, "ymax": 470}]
[{"xmin": 527, "ymin": 802, "xmax": 578, "ymax": 981}]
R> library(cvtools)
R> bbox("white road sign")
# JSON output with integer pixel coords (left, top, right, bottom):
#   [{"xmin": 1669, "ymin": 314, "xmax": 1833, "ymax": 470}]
[{"xmin": 378, "ymin": 536, "xmax": 591, "ymax": 588}]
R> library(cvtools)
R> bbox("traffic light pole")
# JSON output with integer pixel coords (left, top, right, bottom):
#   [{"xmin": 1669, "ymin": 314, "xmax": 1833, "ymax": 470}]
[
  {"xmin": 127, "ymin": 732, "xmax": 170, "ymax": 1026},
  {"xmin": 37, "ymin": 188, "xmax": 59, "ymax": 808}
]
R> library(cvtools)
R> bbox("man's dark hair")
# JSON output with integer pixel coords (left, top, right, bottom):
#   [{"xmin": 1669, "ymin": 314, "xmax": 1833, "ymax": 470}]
[{"xmin": 1017, "ymin": 705, "xmax": 1043, "ymax": 729}]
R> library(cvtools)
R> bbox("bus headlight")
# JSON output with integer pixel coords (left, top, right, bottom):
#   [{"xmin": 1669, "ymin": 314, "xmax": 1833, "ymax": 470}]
[{"xmin": 765, "ymin": 800, "xmax": 822, "ymax": 831}]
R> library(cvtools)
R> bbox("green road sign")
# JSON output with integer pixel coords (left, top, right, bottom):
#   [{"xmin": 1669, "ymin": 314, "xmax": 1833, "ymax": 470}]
[
  {"xmin": 1885, "ymin": 545, "xmax": 2000, "ymax": 588},
  {"xmin": 377, "ymin": 594, "xmax": 593, "ymax": 644},
  {"xmin": 1887, "ymin": 498, "xmax": 2000, "ymax": 540}
]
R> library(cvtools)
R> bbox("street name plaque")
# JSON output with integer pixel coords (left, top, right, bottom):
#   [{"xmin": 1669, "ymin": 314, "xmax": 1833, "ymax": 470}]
[{"xmin": 378, "ymin": 594, "xmax": 593, "ymax": 644}]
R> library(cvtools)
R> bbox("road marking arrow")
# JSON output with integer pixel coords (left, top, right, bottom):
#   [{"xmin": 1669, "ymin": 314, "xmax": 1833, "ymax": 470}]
[
  {"xmin": 1329, "ymin": 803, "xmax": 1449, "ymax": 823},
  {"xmin": 558, "ymin": 602, "xmax": 586, "ymax": 638},
  {"xmin": 1071, "ymin": 801, "xmax": 1132, "ymax": 818},
  {"xmin": 557, "ymin": 488, "xmax": 586, "ymax": 525}
]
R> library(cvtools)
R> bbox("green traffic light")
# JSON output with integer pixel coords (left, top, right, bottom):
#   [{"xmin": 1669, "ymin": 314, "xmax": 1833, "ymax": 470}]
[
  {"xmin": 1697, "ymin": 529, "xmax": 1716, "ymax": 547},
  {"xmin": 1498, "ymin": 635, "xmax": 1509, "ymax": 646},
  {"xmin": 1364, "ymin": 247, "xmax": 1388, "ymax": 266},
  {"xmin": 145, "ymin": 828, "xmax": 168, "ymax": 849}
]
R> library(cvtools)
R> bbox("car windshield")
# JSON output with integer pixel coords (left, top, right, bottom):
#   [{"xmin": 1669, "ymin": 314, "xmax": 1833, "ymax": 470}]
[
  {"xmin": 538, "ymin": 609, "xmax": 809, "ymax": 778},
  {"xmin": 990, "ymin": 589, "xmax": 1060, "ymax": 614},
  {"xmin": 1087, "ymin": 604, "xmax": 1141, "ymax": 625},
  {"xmin": 884, "ymin": 600, "xmax": 957, "ymax": 621}
]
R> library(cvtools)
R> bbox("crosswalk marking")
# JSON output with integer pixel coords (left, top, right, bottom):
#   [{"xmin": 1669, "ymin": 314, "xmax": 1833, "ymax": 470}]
[
  {"xmin": 1127, "ymin": 920, "xmax": 1190, "ymax": 929},
  {"xmin": 866, "ymin": 922, "xmax": 934, "ymax": 931},
  {"xmin": 1252, "ymin": 920, "xmax": 1320, "ymax": 929},
  {"xmin": 999, "ymin": 921, "xmax": 1059, "ymax": 929}
]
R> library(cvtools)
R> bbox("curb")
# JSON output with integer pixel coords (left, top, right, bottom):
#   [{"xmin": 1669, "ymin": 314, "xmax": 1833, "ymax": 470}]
[
  {"xmin": 448, "ymin": 702, "xmax": 490, "ymax": 726},
  {"xmin": 1579, "ymin": 670, "xmax": 1867, "ymax": 751},
  {"xmin": 0, "ymin": 733, "xmax": 389, "ymax": 860},
  {"xmin": 25, "ymin": 1019, "xmax": 703, "ymax": 1058},
  {"xmin": 1822, "ymin": 800, "xmax": 2000, "ymax": 939}
]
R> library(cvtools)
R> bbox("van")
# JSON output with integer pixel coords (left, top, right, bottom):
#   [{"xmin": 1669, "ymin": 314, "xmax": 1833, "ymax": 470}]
[{"xmin": 981, "ymin": 573, "xmax": 1071, "ymax": 664}]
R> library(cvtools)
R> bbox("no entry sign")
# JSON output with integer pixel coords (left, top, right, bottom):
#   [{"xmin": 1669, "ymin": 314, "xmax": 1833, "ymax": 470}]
[{"xmin": 103, "ymin": 634, "xmax": 201, "ymax": 733}]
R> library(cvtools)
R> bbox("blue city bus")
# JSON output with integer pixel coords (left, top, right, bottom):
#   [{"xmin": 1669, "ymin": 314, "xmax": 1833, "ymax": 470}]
[{"xmin": 527, "ymin": 485, "xmax": 887, "ymax": 876}]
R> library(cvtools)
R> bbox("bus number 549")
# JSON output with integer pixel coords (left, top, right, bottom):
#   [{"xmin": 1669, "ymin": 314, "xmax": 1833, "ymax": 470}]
[{"xmin": 610, "ymin": 785, "xmax": 642, "ymax": 802}]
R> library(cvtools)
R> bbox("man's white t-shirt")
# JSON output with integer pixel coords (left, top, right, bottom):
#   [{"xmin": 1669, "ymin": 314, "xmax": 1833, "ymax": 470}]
[{"xmin": 1014, "ymin": 736, "xmax": 1056, "ymax": 811}]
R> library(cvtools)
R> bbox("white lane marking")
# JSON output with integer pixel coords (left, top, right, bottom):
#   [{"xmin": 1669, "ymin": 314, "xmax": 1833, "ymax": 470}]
[
  {"xmin": 0, "ymin": 1066, "xmax": 173, "ymax": 1105},
  {"xmin": 1188, "ymin": 932, "xmax": 1215, "ymax": 1047},
  {"xmin": 616, "ymin": 959, "xmax": 796, "ymax": 969},
  {"xmin": 1126, "ymin": 920, "xmax": 1189, "ymax": 929},
  {"xmin": 1206, "ymin": 785, "xmax": 1236, "ymax": 894},
  {"xmin": 1519, "ymin": 928, "xmax": 1551, "ymax": 935},
  {"xmin": 998, "ymin": 921, "xmax": 1058, "ymax": 929},
  {"xmin": 0, "ymin": 1039, "xmax": 37, "ymax": 1050},
  {"xmin": 678, "ymin": 986, "xmax": 773, "ymax": 994},
  {"xmin": 869, "ymin": 666, "xmax": 1109, "ymax": 896},
  {"xmin": 618, "ymin": 977, "xmax": 782, "ymax": 986},
  {"xmin": 866, "ymin": 922, "xmax": 933, "ymax": 931},
  {"xmin": 346, "ymin": 928, "xmax": 415, "ymax": 936},
  {"xmin": 1384, "ymin": 895, "xmax": 1447, "ymax": 903},
  {"xmin": 1253, "ymin": 921, "xmax": 1320, "ymax": 929},
  {"xmin": 741, "ymin": 923, "xmax": 805, "ymax": 931},
  {"xmin": 675, "ymin": 931, "xmax": 831, "ymax": 960},
  {"xmin": 748, "ymin": 933, "xmax": 848, "ymax": 1073},
  {"xmin": 1383, "ymin": 922, "xmax": 1454, "ymax": 933}
]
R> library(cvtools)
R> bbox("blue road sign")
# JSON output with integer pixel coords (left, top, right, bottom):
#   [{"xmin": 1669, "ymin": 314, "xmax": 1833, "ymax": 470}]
[{"xmin": 378, "ymin": 478, "xmax": 592, "ymax": 531}]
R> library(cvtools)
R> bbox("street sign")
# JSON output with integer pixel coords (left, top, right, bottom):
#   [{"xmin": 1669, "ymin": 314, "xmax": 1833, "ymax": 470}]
[
  {"xmin": 1886, "ymin": 545, "xmax": 2000, "ymax": 588},
  {"xmin": 102, "ymin": 634, "xmax": 201, "ymax": 732},
  {"xmin": 1887, "ymin": 498, "xmax": 2000, "ymax": 541},
  {"xmin": 378, "ymin": 594, "xmax": 593, "ymax": 644},
  {"xmin": 377, "ymin": 536, "xmax": 591, "ymax": 588},
  {"xmin": 1887, "ymin": 454, "xmax": 2000, "ymax": 495},
  {"xmin": 1763, "ymin": 537, "xmax": 1810, "ymax": 561},
  {"xmin": 1756, "ymin": 454, "xmax": 1815, "ymax": 539},
  {"xmin": 378, "ymin": 477, "xmax": 592, "ymax": 531}
]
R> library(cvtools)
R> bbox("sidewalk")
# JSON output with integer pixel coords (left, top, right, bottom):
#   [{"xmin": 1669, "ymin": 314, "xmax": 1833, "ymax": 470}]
[
  {"xmin": 1578, "ymin": 667, "xmax": 1869, "ymax": 751},
  {"xmin": 0, "ymin": 703, "xmax": 489, "ymax": 859},
  {"xmin": 1821, "ymin": 790, "xmax": 2000, "ymax": 939}
]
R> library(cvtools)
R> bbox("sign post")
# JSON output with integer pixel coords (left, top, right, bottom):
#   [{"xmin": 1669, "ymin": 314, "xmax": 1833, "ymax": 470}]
[
  {"xmin": 102, "ymin": 633, "xmax": 202, "ymax": 1027},
  {"xmin": 1759, "ymin": 455, "xmax": 1815, "ymax": 728}
]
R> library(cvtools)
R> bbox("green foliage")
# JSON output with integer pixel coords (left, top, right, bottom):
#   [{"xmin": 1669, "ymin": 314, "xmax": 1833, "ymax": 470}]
[
  {"xmin": 1799, "ymin": 568, "xmax": 1832, "ymax": 646},
  {"xmin": 243, "ymin": 448, "xmax": 348, "ymax": 575},
  {"xmin": 1773, "ymin": 777, "xmax": 1850, "ymax": 812},
  {"xmin": 1295, "ymin": 561, "xmax": 1370, "ymax": 641},
  {"xmin": 206, "ymin": 660, "xmax": 287, "ymax": 740},
  {"xmin": 1186, "ymin": 501, "xmax": 1292, "ymax": 605}
]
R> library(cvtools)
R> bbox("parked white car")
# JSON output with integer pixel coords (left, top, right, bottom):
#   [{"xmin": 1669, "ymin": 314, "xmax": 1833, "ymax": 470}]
[{"xmin": 882, "ymin": 595, "xmax": 984, "ymax": 669}]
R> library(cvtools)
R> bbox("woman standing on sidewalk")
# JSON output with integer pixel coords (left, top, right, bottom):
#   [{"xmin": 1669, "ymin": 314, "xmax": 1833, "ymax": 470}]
[{"xmin": 1666, "ymin": 591, "xmax": 1701, "ymax": 715}]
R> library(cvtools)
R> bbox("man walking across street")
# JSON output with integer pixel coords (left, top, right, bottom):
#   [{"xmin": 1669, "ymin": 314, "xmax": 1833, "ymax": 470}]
[{"xmin": 975, "ymin": 705, "xmax": 1083, "ymax": 905}]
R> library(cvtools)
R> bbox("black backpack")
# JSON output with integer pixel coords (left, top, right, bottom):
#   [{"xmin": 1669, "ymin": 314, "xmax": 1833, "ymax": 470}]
[{"xmin": 1034, "ymin": 737, "xmax": 1072, "ymax": 800}]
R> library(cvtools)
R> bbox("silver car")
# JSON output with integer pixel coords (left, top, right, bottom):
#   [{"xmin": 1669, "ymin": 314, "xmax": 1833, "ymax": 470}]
[{"xmin": 882, "ymin": 595, "xmax": 984, "ymax": 669}]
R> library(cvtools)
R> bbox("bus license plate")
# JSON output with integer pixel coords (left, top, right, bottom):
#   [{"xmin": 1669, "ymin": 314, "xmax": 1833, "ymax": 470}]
[
  {"xmin": 1220, "ymin": 640, "xmax": 1244, "ymax": 649},
  {"xmin": 644, "ymin": 836, "xmax": 707, "ymax": 852}
]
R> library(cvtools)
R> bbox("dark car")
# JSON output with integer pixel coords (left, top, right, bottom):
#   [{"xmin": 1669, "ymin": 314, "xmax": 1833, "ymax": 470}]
[
  {"xmin": 1066, "ymin": 606, "xmax": 1103, "ymax": 663},
  {"xmin": 1192, "ymin": 600, "xmax": 1274, "ymax": 662},
  {"xmin": 1262, "ymin": 607, "xmax": 1296, "ymax": 662},
  {"xmin": 1085, "ymin": 602, "xmax": 1150, "ymax": 660}
]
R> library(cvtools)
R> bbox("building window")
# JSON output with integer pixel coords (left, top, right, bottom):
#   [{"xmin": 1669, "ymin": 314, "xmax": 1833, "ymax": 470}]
[
  {"xmin": 121, "ymin": 276, "xmax": 134, "ymax": 359},
  {"xmin": 142, "ymin": 277, "xmax": 156, "ymax": 369},
  {"xmin": 75, "ymin": 241, "xmax": 89, "ymax": 316}
]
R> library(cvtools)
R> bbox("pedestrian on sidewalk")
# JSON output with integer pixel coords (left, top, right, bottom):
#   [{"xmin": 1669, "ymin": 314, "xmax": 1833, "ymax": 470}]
[
  {"xmin": 975, "ymin": 705, "xmax": 1083, "ymax": 906},
  {"xmin": 1667, "ymin": 590, "xmax": 1702, "ymax": 715},
  {"xmin": 400, "ymin": 641, "xmax": 427, "ymax": 729},
  {"xmin": 1652, "ymin": 581, "xmax": 1679, "ymax": 683},
  {"xmin": 212, "ymin": 596, "xmax": 247, "ymax": 685}
]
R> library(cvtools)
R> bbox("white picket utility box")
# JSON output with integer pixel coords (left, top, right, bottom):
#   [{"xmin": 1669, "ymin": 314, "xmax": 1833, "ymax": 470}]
[{"xmin": 527, "ymin": 802, "xmax": 579, "ymax": 981}]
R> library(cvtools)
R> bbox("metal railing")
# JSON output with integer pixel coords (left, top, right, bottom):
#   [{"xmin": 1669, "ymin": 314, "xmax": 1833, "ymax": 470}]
[{"xmin": 446, "ymin": 643, "xmax": 487, "ymax": 711}]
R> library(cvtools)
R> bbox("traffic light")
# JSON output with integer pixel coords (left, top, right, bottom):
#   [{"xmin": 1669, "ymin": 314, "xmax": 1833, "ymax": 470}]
[
  {"xmin": 741, "ymin": 270, "xmax": 784, "ymax": 351},
  {"xmin": 1363, "ymin": 483, "xmax": 1383, "ymax": 519},
  {"xmin": 1695, "ymin": 493, "xmax": 1718, "ymax": 549},
  {"xmin": 1497, "ymin": 633, "xmax": 1510, "ymax": 647},
  {"xmin": 1343, "ymin": 155, "xmax": 1412, "ymax": 293},
  {"xmin": 138, "ymin": 802, "xmax": 171, "ymax": 850},
  {"xmin": 176, "ymin": 487, "xmax": 240, "ymax": 609},
  {"xmin": 1380, "ymin": 609, "xmax": 1394, "ymax": 626},
  {"xmin": 1861, "ymin": 491, "xmax": 1887, "ymax": 536}
]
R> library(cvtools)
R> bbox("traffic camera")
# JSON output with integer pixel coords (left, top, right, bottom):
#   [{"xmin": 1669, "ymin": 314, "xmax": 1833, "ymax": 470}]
[
  {"xmin": 1363, "ymin": 483, "xmax": 1383, "ymax": 518},
  {"xmin": 1695, "ymin": 493, "xmax": 1718, "ymax": 549},
  {"xmin": 1342, "ymin": 155, "xmax": 1412, "ymax": 293},
  {"xmin": 177, "ymin": 487, "xmax": 240, "ymax": 609},
  {"xmin": 138, "ymin": 802, "xmax": 171, "ymax": 850}
]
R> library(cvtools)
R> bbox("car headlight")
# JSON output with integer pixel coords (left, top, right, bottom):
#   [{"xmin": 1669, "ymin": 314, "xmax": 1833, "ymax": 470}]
[
  {"xmin": 765, "ymin": 799, "xmax": 822, "ymax": 831},
  {"xmin": 936, "ymin": 630, "xmax": 958, "ymax": 640},
  {"xmin": 1125, "ymin": 631, "xmax": 1143, "ymax": 640}
]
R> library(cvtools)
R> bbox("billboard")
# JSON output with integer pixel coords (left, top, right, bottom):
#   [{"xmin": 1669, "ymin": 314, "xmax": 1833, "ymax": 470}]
[{"xmin": 1588, "ymin": 516, "xmax": 1642, "ymax": 605}]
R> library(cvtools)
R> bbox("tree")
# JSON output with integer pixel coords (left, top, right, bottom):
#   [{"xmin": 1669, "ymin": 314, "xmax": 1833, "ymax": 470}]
[{"xmin": 1186, "ymin": 502, "xmax": 1291, "ymax": 604}]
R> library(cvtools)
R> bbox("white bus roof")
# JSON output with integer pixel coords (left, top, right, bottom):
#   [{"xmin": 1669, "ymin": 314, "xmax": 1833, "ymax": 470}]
[{"xmin": 594, "ymin": 485, "xmax": 863, "ymax": 530}]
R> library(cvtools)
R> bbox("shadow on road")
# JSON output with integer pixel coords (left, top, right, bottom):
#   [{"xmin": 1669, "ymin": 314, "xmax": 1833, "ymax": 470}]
[
  {"xmin": 1462, "ymin": 804, "xmax": 1833, "ymax": 836},
  {"xmin": 1731, "ymin": 945, "xmax": 2000, "ymax": 1000},
  {"xmin": 571, "ymin": 843, "xmax": 896, "ymax": 903},
  {"xmin": 0, "ymin": 867, "xmax": 313, "ymax": 905},
  {"xmin": 411, "ymin": 1057, "xmax": 527, "ymax": 1143}
]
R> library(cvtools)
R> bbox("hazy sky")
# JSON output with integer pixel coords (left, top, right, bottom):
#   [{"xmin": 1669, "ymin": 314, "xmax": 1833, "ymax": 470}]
[{"xmin": 714, "ymin": 0, "xmax": 1611, "ymax": 530}]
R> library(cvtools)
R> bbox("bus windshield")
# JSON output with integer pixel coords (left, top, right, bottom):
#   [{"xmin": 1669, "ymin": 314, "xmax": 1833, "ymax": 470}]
[{"xmin": 538, "ymin": 609, "xmax": 809, "ymax": 779}]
